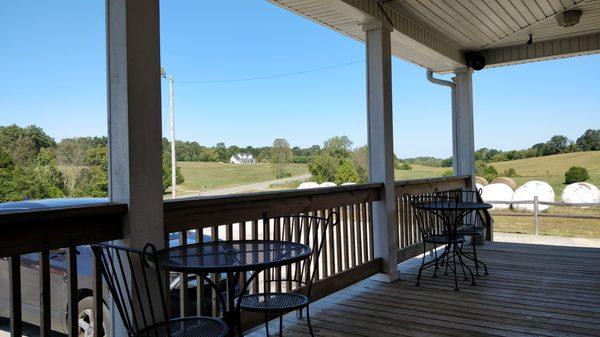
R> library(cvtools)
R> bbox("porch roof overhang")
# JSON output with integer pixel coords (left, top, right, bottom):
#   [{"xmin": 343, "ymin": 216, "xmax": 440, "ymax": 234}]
[{"xmin": 269, "ymin": 0, "xmax": 600, "ymax": 72}]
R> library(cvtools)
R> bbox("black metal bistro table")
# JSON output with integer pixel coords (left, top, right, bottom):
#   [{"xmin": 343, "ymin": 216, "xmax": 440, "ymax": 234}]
[
  {"xmin": 154, "ymin": 240, "xmax": 312, "ymax": 336},
  {"xmin": 412, "ymin": 201, "xmax": 492, "ymax": 290}
]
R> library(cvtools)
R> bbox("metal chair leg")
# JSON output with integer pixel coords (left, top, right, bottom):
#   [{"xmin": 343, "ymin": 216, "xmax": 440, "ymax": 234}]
[
  {"xmin": 433, "ymin": 243, "xmax": 438, "ymax": 278},
  {"xmin": 279, "ymin": 314, "xmax": 284, "ymax": 336},
  {"xmin": 306, "ymin": 304, "xmax": 315, "ymax": 337},
  {"xmin": 416, "ymin": 242, "xmax": 427, "ymax": 286},
  {"xmin": 265, "ymin": 312, "xmax": 270, "ymax": 337},
  {"xmin": 452, "ymin": 244, "xmax": 459, "ymax": 291},
  {"xmin": 472, "ymin": 236, "xmax": 480, "ymax": 276}
]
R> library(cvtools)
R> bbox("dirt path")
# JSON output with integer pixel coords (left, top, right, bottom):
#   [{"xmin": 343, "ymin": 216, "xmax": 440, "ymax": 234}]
[{"xmin": 196, "ymin": 174, "xmax": 311, "ymax": 196}]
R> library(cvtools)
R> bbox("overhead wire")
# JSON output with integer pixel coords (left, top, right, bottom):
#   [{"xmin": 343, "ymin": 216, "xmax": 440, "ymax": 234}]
[{"xmin": 175, "ymin": 59, "xmax": 365, "ymax": 84}]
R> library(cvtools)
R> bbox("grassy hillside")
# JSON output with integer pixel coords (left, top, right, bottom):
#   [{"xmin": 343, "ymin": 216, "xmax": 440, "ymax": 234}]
[
  {"xmin": 489, "ymin": 151, "xmax": 600, "ymax": 195},
  {"xmin": 395, "ymin": 164, "xmax": 447, "ymax": 180},
  {"xmin": 176, "ymin": 162, "xmax": 309, "ymax": 192}
]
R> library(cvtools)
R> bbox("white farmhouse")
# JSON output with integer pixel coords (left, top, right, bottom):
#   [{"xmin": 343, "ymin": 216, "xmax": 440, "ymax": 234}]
[{"xmin": 229, "ymin": 153, "xmax": 256, "ymax": 164}]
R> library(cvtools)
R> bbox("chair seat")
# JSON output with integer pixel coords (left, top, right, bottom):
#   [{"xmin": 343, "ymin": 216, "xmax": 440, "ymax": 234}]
[
  {"xmin": 423, "ymin": 234, "xmax": 465, "ymax": 244},
  {"xmin": 443, "ymin": 225, "xmax": 483, "ymax": 236},
  {"xmin": 135, "ymin": 317, "xmax": 228, "ymax": 337},
  {"xmin": 240, "ymin": 292, "xmax": 309, "ymax": 312}
]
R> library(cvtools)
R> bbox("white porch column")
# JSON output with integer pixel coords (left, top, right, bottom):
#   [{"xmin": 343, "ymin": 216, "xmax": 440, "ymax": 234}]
[
  {"xmin": 364, "ymin": 22, "xmax": 399, "ymax": 282},
  {"xmin": 107, "ymin": 0, "xmax": 164, "ymax": 248},
  {"xmin": 452, "ymin": 68, "xmax": 476, "ymax": 186}
]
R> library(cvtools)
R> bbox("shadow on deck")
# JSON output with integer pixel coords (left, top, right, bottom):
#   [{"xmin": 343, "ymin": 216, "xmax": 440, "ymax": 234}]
[{"xmin": 247, "ymin": 240, "xmax": 600, "ymax": 337}]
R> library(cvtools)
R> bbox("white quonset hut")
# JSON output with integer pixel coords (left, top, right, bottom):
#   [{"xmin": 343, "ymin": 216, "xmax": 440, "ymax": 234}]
[
  {"xmin": 320, "ymin": 182, "xmax": 337, "ymax": 187},
  {"xmin": 481, "ymin": 183, "xmax": 514, "ymax": 210},
  {"xmin": 562, "ymin": 182, "xmax": 600, "ymax": 206},
  {"xmin": 513, "ymin": 181, "xmax": 555, "ymax": 212}
]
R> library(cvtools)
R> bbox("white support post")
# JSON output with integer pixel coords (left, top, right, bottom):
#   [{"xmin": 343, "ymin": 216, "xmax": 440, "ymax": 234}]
[
  {"xmin": 107, "ymin": 0, "xmax": 164, "ymax": 334},
  {"xmin": 107, "ymin": 0, "xmax": 164, "ymax": 249},
  {"xmin": 452, "ymin": 68, "xmax": 476, "ymax": 187},
  {"xmin": 364, "ymin": 21, "xmax": 399, "ymax": 282}
]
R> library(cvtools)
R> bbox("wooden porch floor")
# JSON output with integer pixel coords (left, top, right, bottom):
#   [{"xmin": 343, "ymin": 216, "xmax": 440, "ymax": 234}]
[{"xmin": 246, "ymin": 241, "xmax": 600, "ymax": 337}]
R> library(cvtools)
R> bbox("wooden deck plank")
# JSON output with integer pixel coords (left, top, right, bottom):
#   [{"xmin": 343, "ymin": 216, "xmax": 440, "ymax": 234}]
[{"xmin": 245, "ymin": 241, "xmax": 600, "ymax": 337}]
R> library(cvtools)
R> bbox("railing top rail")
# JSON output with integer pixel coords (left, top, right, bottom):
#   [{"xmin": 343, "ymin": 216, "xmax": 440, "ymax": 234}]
[
  {"xmin": 0, "ymin": 202, "xmax": 127, "ymax": 257},
  {"xmin": 394, "ymin": 175, "xmax": 471, "ymax": 187},
  {"xmin": 164, "ymin": 183, "xmax": 383, "ymax": 231},
  {"xmin": 164, "ymin": 182, "xmax": 383, "ymax": 209}
]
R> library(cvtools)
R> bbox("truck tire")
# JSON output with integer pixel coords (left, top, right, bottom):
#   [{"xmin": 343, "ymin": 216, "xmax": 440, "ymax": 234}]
[{"xmin": 78, "ymin": 297, "xmax": 111, "ymax": 337}]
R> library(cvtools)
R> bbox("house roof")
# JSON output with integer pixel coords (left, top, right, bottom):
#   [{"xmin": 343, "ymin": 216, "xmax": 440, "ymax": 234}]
[{"xmin": 270, "ymin": 0, "xmax": 600, "ymax": 72}]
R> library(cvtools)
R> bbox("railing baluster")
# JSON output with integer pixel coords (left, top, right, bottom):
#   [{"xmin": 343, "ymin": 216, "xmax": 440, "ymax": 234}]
[
  {"xmin": 349, "ymin": 205, "xmax": 356, "ymax": 268},
  {"xmin": 368, "ymin": 202, "xmax": 374, "ymax": 261},
  {"xmin": 320, "ymin": 209, "xmax": 329, "ymax": 278},
  {"xmin": 9, "ymin": 256, "xmax": 22, "ymax": 337},
  {"xmin": 39, "ymin": 250, "xmax": 51, "ymax": 337},
  {"xmin": 93, "ymin": 249, "xmax": 104, "ymax": 337},
  {"xmin": 210, "ymin": 226, "xmax": 220, "ymax": 317},
  {"xmin": 356, "ymin": 204, "xmax": 364, "ymax": 265},
  {"xmin": 67, "ymin": 246, "xmax": 78, "ymax": 337},
  {"xmin": 362, "ymin": 202, "xmax": 369, "ymax": 262},
  {"xmin": 274, "ymin": 217, "xmax": 282, "ymax": 292},
  {"xmin": 335, "ymin": 206, "xmax": 343, "ymax": 273},
  {"xmin": 196, "ymin": 227, "xmax": 206, "ymax": 316},
  {"xmin": 251, "ymin": 219, "xmax": 259, "ymax": 294},
  {"xmin": 328, "ymin": 208, "xmax": 336, "ymax": 274},
  {"xmin": 179, "ymin": 230, "xmax": 189, "ymax": 317},
  {"xmin": 342, "ymin": 205, "xmax": 349, "ymax": 270}
]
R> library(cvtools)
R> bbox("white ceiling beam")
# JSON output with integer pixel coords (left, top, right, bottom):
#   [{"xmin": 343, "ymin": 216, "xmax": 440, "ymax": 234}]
[{"xmin": 481, "ymin": 32, "xmax": 600, "ymax": 68}]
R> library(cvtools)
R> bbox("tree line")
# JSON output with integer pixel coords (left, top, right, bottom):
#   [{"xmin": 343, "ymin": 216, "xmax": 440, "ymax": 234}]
[
  {"xmin": 401, "ymin": 129, "xmax": 600, "ymax": 168},
  {"xmin": 0, "ymin": 125, "xmax": 183, "ymax": 202}
]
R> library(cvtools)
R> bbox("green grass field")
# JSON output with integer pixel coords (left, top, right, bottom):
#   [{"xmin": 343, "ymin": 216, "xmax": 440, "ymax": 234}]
[
  {"xmin": 176, "ymin": 162, "xmax": 309, "ymax": 191},
  {"xmin": 489, "ymin": 151, "xmax": 600, "ymax": 195},
  {"xmin": 395, "ymin": 164, "xmax": 447, "ymax": 180}
]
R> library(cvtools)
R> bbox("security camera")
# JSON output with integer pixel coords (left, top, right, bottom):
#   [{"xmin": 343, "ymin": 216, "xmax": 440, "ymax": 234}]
[{"xmin": 465, "ymin": 53, "xmax": 486, "ymax": 71}]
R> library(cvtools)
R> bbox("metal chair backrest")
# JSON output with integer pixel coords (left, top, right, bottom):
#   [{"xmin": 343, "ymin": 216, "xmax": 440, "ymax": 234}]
[
  {"xmin": 261, "ymin": 211, "xmax": 339, "ymax": 297},
  {"xmin": 92, "ymin": 243, "xmax": 169, "ymax": 337},
  {"xmin": 434, "ymin": 188, "xmax": 487, "ymax": 227},
  {"xmin": 405, "ymin": 193, "xmax": 456, "ymax": 237}
]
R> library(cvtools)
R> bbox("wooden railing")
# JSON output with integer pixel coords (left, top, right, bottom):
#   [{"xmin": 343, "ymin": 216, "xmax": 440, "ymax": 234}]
[
  {"xmin": 163, "ymin": 183, "xmax": 383, "ymax": 324},
  {"xmin": 0, "ymin": 203, "xmax": 126, "ymax": 337},
  {"xmin": 394, "ymin": 175, "xmax": 474, "ymax": 262}
]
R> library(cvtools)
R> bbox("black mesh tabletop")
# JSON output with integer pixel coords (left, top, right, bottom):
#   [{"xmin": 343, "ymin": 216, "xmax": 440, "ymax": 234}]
[
  {"xmin": 154, "ymin": 240, "xmax": 311, "ymax": 274},
  {"xmin": 413, "ymin": 201, "xmax": 492, "ymax": 211}
]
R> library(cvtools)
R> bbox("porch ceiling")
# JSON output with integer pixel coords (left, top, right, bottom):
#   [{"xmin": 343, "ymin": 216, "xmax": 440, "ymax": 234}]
[{"xmin": 270, "ymin": 0, "xmax": 600, "ymax": 72}]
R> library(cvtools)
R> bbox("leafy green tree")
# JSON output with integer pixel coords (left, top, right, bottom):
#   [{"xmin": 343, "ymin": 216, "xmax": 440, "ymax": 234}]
[
  {"xmin": 398, "ymin": 163, "xmax": 412, "ymax": 170},
  {"xmin": 270, "ymin": 138, "xmax": 293, "ymax": 179},
  {"xmin": 308, "ymin": 154, "xmax": 337, "ymax": 183},
  {"xmin": 565, "ymin": 166, "xmax": 589, "ymax": 184},
  {"xmin": 323, "ymin": 136, "xmax": 352, "ymax": 160},
  {"xmin": 576, "ymin": 129, "xmax": 600, "ymax": 151},
  {"xmin": 335, "ymin": 160, "xmax": 359, "ymax": 185},
  {"xmin": 216, "ymin": 142, "xmax": 228, "ymax": 162},
  {"xmin": 441, "ymin": 157, "xmax": 453, "ymax": 167},
  {"xmin": 484, "ymin": 165, "xmax": 499, "ymax": 182},
  {"xmin": 543, "ymin": 135, "xmax": 571, "ymax": 155},
  {"xmin": 351, "ymin": 146, "xmax": 369, "ymax": 183}
]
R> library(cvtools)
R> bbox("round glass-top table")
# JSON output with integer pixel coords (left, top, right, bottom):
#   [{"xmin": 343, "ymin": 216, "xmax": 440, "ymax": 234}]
[
  {"xmin": 154, "ymin": 240, "xmax": 311, "ymax": 336},
  {"xmin": 412, "ymin": 201, "xmax": 492, "ymax": 212}
]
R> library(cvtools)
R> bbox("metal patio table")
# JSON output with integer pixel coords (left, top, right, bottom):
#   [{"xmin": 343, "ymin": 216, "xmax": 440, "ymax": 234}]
[
  {"xmin": 154, "ymin": 240, "xmax": 312, "ymax": 337},
  {"xmin": 413, "ymin": 201, "xmax": 492, "ymax": 290}
]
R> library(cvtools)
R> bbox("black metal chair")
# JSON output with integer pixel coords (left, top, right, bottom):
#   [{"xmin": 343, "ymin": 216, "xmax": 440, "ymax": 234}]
[
  {"xmin": 239, "ymin": 211, "xmax": 338, "ymax": 337},
  {"xmin": 435, "ymin": 189, "xmax": 489, "ymax": 276},
  {"xmin": 92, "ymin": 243, "xmax": 228, "ymax": 337},
  {"xmin": 406, "ymin": 193, "xmax": 469, "ymax": 290}
]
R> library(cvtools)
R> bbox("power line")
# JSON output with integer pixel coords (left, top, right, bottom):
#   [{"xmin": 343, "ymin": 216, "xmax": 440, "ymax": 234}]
[{"xmin": 176, "ymin": 59, "xmax": 365, "ymax": 84}]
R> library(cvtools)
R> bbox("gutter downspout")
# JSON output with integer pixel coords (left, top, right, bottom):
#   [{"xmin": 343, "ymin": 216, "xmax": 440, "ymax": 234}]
[{"xmin": 426, "ymin": 69, "xmax": 459, "ymax": 175}]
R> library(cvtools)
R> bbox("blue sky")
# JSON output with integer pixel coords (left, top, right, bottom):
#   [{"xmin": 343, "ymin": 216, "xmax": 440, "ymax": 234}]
[{"xmin": 1, "ymin": 1, "xmax": 598, "ymax": 158}]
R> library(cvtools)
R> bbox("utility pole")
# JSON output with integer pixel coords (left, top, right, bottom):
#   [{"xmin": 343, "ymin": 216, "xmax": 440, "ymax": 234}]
[{"xmin": 161, "ymin": 68, "xmax": 177, "ymax": 198}]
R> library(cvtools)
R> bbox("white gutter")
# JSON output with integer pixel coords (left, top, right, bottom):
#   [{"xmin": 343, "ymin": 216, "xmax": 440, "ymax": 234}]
[{"xmin": 426, "ymin": 69, "xmax": 457, "ymax": 125}]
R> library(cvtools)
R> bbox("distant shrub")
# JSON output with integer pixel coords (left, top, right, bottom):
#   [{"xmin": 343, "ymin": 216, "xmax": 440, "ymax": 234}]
[
  {"xmin": 484, "ymin": 165, "xmax": 499, "ymax": 182},
  {"xmin": 398, "ymin": 163, "xmax": 412, "ymax": 170},
  {"xmin": 502, "ymin": 168, "xmax": 518, "ymax": 177},
  {"xmin": 442, "ymin": 169, "xmax": 453, "ymax": 177},
  {"xmin": 564, "ymin": 166, "xmax": 589, "ymax": 184}
]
